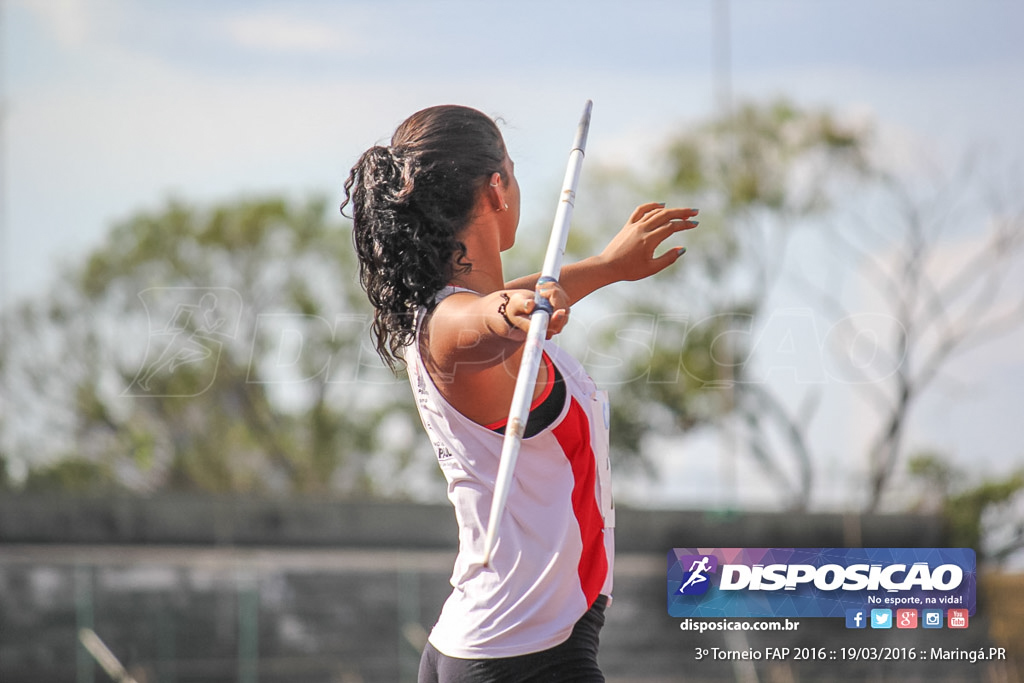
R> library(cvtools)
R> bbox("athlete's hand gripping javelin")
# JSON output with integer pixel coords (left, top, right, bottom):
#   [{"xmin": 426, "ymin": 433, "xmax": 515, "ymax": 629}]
[{"xmin": 493, "ymin": 279, "xmax": 571, "ymax": 341}]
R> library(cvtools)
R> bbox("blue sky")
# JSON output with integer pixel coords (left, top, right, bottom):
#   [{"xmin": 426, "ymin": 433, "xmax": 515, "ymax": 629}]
[
  {"xmin": 4, "ymin": 0, "xmax": 1024, "ymax": 507},
  {"xmin": 8, "ymin": 0, "xmax": 1024, "ymax": 301}
]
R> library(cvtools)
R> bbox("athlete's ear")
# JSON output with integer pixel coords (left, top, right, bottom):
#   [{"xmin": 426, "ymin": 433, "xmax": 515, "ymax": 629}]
[{"xmin": 488, "ymin": 172, "xmax": 506, "ymax": 212}]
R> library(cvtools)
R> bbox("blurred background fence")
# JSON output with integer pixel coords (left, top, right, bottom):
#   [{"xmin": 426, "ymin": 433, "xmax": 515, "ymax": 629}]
[{"xmin": 1, "ymin": 495, "xmax": 1020, "ymax": 682}]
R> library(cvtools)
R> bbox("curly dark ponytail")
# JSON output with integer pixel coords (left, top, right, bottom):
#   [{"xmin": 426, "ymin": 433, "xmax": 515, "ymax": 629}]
[{"xmin": 342, "ymin": 105, "xmax": 507, "ymax": 371}]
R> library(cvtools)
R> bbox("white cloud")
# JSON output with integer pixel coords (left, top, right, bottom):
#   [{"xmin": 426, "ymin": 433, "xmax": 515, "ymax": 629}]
[
  {"xmin": 222, "ymin": 11, "xmax": 356, "ymax": 55},
  {"xmin": 18, "ymin": 0, "xmax": 94, "ymax": 47}
]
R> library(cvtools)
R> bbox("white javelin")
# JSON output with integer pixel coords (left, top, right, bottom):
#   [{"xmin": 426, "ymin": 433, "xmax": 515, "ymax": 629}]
[{"xmin": 482, "ymin": 100, "xmax": 593, "ymax": 568}]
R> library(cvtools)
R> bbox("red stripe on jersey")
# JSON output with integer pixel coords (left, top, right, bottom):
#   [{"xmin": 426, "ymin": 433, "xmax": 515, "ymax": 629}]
[
  {"xmin": 552, "ymin": 397, "xmax": 607, "ymax": 606},
  {"xmin": 485, "ymin": 352, "xmax": 556, "ymax": 431}
]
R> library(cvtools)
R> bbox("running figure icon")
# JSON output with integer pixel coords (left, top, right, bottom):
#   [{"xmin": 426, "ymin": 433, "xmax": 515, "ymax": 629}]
[
  {"xmin": 125, "ymin": 287, "xmax": 242, "ymax": 397},
  {"xmin": 137, "ymin": 293, "xmax": 225, "ymax": 391},
  {"xmin": 679, "ymin": 556, "xmax": 712, "ymax": 594}
]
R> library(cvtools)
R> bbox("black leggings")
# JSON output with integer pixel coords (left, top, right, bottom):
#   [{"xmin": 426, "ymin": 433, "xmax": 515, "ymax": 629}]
[{"xmin": 418, "ymin": 595, "xmax": 608, "ymax": 683}]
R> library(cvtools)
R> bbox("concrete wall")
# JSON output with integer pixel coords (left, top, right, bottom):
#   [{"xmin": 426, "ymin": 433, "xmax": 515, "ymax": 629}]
[
  {"xmin": 0, "ymin": 494, "xmax": 946, "ymax": 550},
  {"xmin": 4, "ymin": 495, "xmax": 1004, "ymax": 683}
]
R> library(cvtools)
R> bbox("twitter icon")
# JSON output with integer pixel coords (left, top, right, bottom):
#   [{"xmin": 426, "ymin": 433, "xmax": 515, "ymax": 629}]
[{"xmin": 870, "ymin": 609, "xmax": 892, "ymax": 629}]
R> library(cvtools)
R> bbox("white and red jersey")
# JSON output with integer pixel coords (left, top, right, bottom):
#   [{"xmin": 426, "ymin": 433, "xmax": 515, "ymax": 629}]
[{"xmin": 405, "ymin": 287, "xmax": 615, "ymax": 659}]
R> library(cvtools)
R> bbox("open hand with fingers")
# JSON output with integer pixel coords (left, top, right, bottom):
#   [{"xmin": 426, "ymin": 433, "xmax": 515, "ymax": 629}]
[{"xmin": 597, "ymin": 202, "xmax": 699, "ymax": 282}]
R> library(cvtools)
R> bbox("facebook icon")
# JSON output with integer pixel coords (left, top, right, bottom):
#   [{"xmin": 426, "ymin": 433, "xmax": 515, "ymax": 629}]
[{"xmin": 845, "ymin": 609, "xmax": 867, "ymax": 629}]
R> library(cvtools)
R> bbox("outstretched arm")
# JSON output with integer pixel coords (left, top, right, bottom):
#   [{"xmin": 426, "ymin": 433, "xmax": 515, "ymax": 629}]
[
  {"xmin": 419, "ymin": 282, "xmax": 570, "ymax": 427},
  {"xmin": 506, "ymin": 203, "xmax": 699, "ymax": 304},
  {"xmin": 424, "ymin": 280, "xmax": 570, "ymax": 372}
]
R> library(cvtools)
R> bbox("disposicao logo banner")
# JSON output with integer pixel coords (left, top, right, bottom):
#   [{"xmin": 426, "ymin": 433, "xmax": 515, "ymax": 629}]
[{"xmin": 667, "ymin": 548, "xmax": 976, "ymax": 618}]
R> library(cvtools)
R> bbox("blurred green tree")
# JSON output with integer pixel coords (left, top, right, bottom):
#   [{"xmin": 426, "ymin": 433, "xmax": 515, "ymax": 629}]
[
  {"xmin": 907, "ymin": 452, "xmax": 1024, "ymax": 563},
  {"xmin": 1, "ymin": 196, "xmax": 426, "ymax": 497},
  {"xmin": 569, "ymin": 99, "xmax": 873, "ymax": 509},
  {"xmin": 4, "ymin": 103, "xmax": 1021, "ymax": 512},
  {"xmin": 570, "ymin": 99, "xmax": 1024, "ymax": 511}
]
